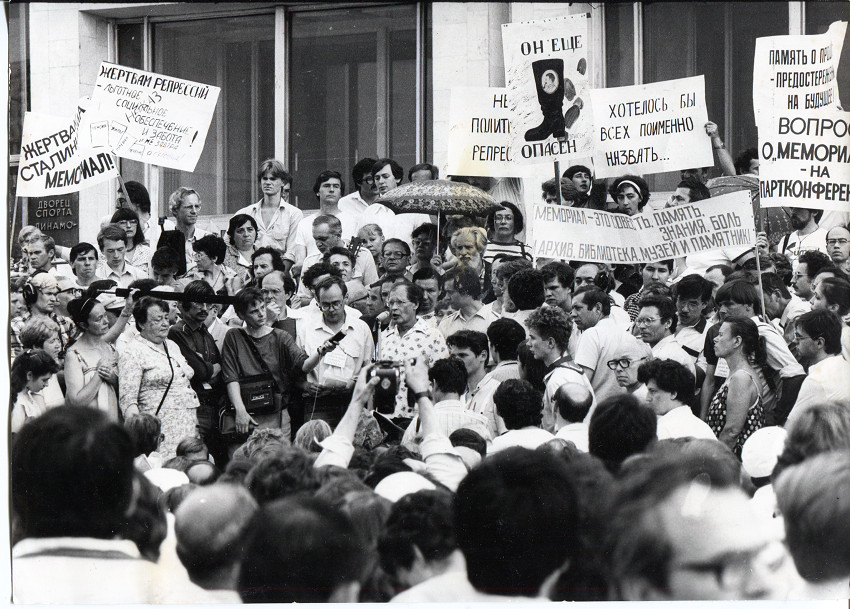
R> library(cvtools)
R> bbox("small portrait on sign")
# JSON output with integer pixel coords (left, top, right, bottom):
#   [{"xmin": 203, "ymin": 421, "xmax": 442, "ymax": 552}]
[
  {"xmin": 541, "ymin": 70, "xmax": 559, "ymax": 94},
  {"xmin": 90, "ymin": 121, "xmax": 109, "ymax": 147}
]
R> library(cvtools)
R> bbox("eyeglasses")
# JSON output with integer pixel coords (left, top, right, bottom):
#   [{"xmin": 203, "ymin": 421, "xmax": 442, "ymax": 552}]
[
  {"xmin": 634, "ymin": 317, "xmax": 660, "ymax": 327},
  {"xmin": 319, "ymin": 301, "xmax": 344, "ymax": 311},
  {"xmin": 383, "ymin": 251, "xmax": 408, "ymax": 259},
  {"xmin": 673, "ymin": 541, "xmax": 787, "ymax": 592},
  {"xmin": 793, "ymin": 332, "xmax": 821, "ymax": 343},
  {"xmin": 607, "ymin": 357, "xmax": 646, "ymax": 370},
  {"xmin": 826, "ymin": 239, "xmax": 849, "ymax": 246}
]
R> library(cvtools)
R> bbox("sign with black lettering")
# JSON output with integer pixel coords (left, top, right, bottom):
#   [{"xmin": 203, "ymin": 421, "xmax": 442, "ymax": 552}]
[
  {"xmin": 26, "ymin": 193, "xmax": 80, "ymax": 248},
  {"xmin": 588, "ymin": 76, "xmax": 712, "ymax": 178},
  {"xmin": 447, "ymin": 87, "xmax": 515, "ymax": 177},
  {"xmin": 501, "ymin": 14, "xmax": 592, "ymax": 165},
  {"xmin": 753, "ymin": 21, "xmax": 846, "ymax": 128},
  {"xmin": 532, "ymin": 190, "xmax": 754, "ymax": 264},
  {"xmin": 16, "ymin": 104, "xmax": 119, "ymax": 197},
  {"xmin": 759, "ymin": 110, "xmax": 850, "ymax": 211},
  {"xmin": 79, "ymin": 62, "xmax": 220, "ymax": 172}
]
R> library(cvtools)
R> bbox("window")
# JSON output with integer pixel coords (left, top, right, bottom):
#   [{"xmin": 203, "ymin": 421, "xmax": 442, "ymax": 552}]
[{"xmin": 288, "ymin": 5, "xmax": 418, "ymax": 209}]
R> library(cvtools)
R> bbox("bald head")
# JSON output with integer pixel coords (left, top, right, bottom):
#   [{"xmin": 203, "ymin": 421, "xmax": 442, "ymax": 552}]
[
  {"xmin": 554, "ymin": 382, "xmax": 594, "ymax": 424},
  {"xmin": 175, "ymin": 484, "xmax": 259, "ymax": 587}
]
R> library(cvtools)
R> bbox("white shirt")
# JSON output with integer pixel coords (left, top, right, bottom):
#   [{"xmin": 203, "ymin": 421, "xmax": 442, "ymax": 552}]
[
  {"xmin": 467, "ymin": 362, "xmax": 517, "ymax": 437},
  {"xmin": 651, "ymin": 333, "xmax": 696, "ymax": 377},
  {"xmin": 338, "ymin": 190, "xmax": 370, "ymax": 215},
  {"xmin": 490, "ymin": 427, "xmax": 555, "ymax": 453},
  {"xmin": 235, "ymin": 199, "xmax": 303, "ymax": 260},
  {"xmin": 438, "ymin": 304, "xmax": 499, "ymax": 338},
  {"xmin": 574, "ymin": 316, "xmax": 631, "ymax": 404},
  {"xmin": 355, "ymin": 203, "xmax": 430, "ymax": 248},
  {"xmin": 293, "ymin": 208, "xmax": 360, "ymax": 261},
  {"xmin": 95, "ymin": 259, "xmax": 148, "ymax": 288},
  {"xmin": 542, "ymin": 359, "xmax": 597, "ymax": 433},
  {"xmin": 554, "ymin": 422, "xmax": 589, "ymax": 451},
  {"xmin": 296, "ymin": 314, "xmax": 374, "ymax": 388},
  {"xmin": 786, "ymin": 355, "xmax": 850, "ymax": 427},
  {"xmin": 296, "ymin": 247, "xmax": 379, "ymax": 301},
  {"xmin": 400, "ymin": 398, "xmax": 493, "ymax": 449},
  {"xmin": 656, "ymin": 405, "xmax": 716, "ymax": 440},
  {"xmin": 780, "ymin": 226, "xmax": 829, "ymax": 265}
]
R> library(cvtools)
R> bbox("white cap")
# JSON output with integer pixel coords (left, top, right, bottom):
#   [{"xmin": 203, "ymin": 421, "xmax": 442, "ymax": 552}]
[
  {"xmin": 373, "ymin": 471, "xmax": 436, "ymax": 503},
  {"xmin": 741, "ymin": 426, "xmax": 787, "ymax": 478}
]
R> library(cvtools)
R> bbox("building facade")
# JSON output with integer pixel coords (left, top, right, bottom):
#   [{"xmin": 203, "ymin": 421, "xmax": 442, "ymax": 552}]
[{"xmin": 7, "ymin": 2, "xmax": 849, "ymax": 248}]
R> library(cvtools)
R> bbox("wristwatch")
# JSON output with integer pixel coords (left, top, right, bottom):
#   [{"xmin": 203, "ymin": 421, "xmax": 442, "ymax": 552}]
[{"xmin": 412, "ymin": 391, "xmax": 430, "ymax": 401}]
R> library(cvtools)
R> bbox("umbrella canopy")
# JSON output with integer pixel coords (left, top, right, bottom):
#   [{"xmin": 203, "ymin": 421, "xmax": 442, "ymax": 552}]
[
  {"xmin": 375, "ymin": 179, "xmax": 501, "ymax": 217},
  {"xmin": 706, "ymin": 175, "xmax": 791, "ymax": 247}
]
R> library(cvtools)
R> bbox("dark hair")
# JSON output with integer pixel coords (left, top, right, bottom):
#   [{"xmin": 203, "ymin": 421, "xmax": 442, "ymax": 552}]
[
  {"xmin": 66, "ymin": 296, "xmax": 100, "ymax": 329},
  {"xmin": 251, "ymin": 247, "xmax": 287, "ymax": 273},
  {"xmin": 193, "ymin": 234, "xmax": 227, "ymax": 265},
  {"xmin": 589, "ymin": 393, "xmax": 657, "ymax": 473},
  {"xmin": 227, "ymin": 213, "xmax": 258, "ymax": 244},
  {"xmin": 411, "ymin": 222, "xmax": 439, "ymax": 241},
  {"xmin": 734, "ymin": 147, "xmax": 758, "ymax": 175},
  {"xmin": 245, "ymin": 450, "xmax": 319, "ymax": 505},
  {"xmin": 449, "ymin": 428, "xmax": 487, "ymax": 457},
  {"xmin": 715, "ymin": 279, "xmax": 762, "ymax": 314},
  {"xmin": 97, "ymin": 223, "xmax": 128, "ymax": 250},
  {"xmin": 517, "ymin": 342, "xmax": 547, "ymax": 392},
  {"xmin": 542, "ymin": 177, "xmax": 578, "ymax": 203},
  {"xmin": 150, "ymin": 246, "xmax": 181, "ymax": 273},
  {"xmin": 428, "ymin": 357, "xmax": 468, "ymax": 396},
  {"xmin": 408, "ymin": 163, "xmax": 439, "ymax": 181},
  {"xmin": 351, "ymin": 157, "xmax": 377, "ymax": 188},
  {"xmin": 180, "ymin": 280, "xmax": 216, "ymax": 312},
  {"xmin": 233, "ymin": 287, "xmax": 265, "ymax": 318},
  {"xmin": 769, "ymin": 252, "xmax": 794, "ymax": 286},
  {"xmin": 69, "ymin": 242, "xmax": 98, "ymax": 264},
  {"xmin": 412, "ymin": 266, "xmax": 442, "ymax": 288},
  {"xmin": 314, "ymin": 275, "xmax": 348, "ymax": 300},
  {"xmin": 673, "ymin": 274, "xmax": 713, "ymax": 303},
  {"xmin": 637, "ymin": 359, "xmax": 696, "ymax": 404},
  {"xmin": 323, "ymin": 245, "xmax": 356, "ymax": 267},
  {"xmin": 494, "ymin": 378, "xmax": 544, "ymax": 429},
  {"xmin": 486, "ymin": 317, "xmax": 526, "ymax": 361},
  {"xmin": 564, "ymin": 164, "xmax": 592, "ymax": 180},
  {"xmin": 819, "ymin": 277, "xmax": 850, "ymax": 316},
  {"xmin": 507, "ymin": 269, "xmax": 545, "ymax": 311},
  {"xmin": 110, "ymin": 208, "xmax": 146, "ymax": 248},
  {"xmin": 796, "ymin": 309, "xmax": 843, "ymax": 355},
  {"xmin": 256, "ymin": 158, "xmax": 292, "ymax": 185},
  {"xmin": 12, "ymin": 407, "xmax": 135, "ymax": 538},
  {"xmin": 124, "ymin": 180, "xmax": 152, "ymax": 214},
  {"xmin": 526, "ymin": 306, "xmax": 572, "ymax": 352},
  {"xmin": 124, "ymin": 413, "xmax": 162, "ymax": 457},
  {"xmin": 608, "ymin": 175, "xmax": 650, "ymax": 210},
  {"xmin": 390, "ymin": 281, "xmax": 424, "ymax": 313},
  {"xmin": 302, "ymin": 262, "xmax": 341, "ymax": 291},
  {"xmin": 382, "ymin": 237, "xmax": 411, "ymax": 256},
  {"xmin": 176, "ymin": 436, "xmax": 208, "ymax": 458},
  {"xmin": 313, "ymin": 169, "xmax": 345, "ymax": 195},
  {"xmin": 676, "ymin": 177, "xmax": 710, "ymax": 202},
  {"xmin": 449, "ymin": 266, "xmax": 482, "ymax": 299},
  {"xmin": 540, "ymin": 261, "xmax": 575, "ymax": 289},
  {"xmin": 486, "ymin": 201, "xmax": 525, "ymax": 234},
  {"xmin": 760, "ymin": 272, "xmax": 791, "ymax": 300},
  {"xmin": 454, "ymin": 448, "xmax": 579, "ymax": 596},
  {"xmin": 372, "ymin": 158, "xmax": 404, "ymax": 181},
  {"xmin": 11, "ymin": 349, "xmax": 58, "ymax": 400},
  {"xmin": 446, "ymin": 329, "xmax": 489, "ymax": 361},
  {"xmin": 239, "ymin": 496, "xmax": 364, "ymax": 603},
  {"xmin": 132, "ymin": 296, "xmax": 167, "ymax": 332},
  {"xmin": 722, "ymin": 316, "xmax": 768, "ymax": 366},
  {"xmin": 638, "ymin": 295, "xmax": 678, "ymax": 333},
  {"xmin": 495, "ymin": 258, "xmax": 533, "ymax": 282},
  {"xmin": 574, "ymin": 286, "xmax": 611, "ymax": 315},
  {"xmin": 798, "ymin": 250, "xmax": 833, "ymax": 279}
]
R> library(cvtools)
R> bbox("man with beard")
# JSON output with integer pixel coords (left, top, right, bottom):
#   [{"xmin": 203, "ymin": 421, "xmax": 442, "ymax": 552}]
[
  {"xmin": 449, "ymin": 227, "xmax": 494, "ymax": 302},
  {"xmin": 778, "ymin": 208, "xmax": 828, "ymax": 266},
  {"xmin": 791, "ymin": 250, "xmax": 832, "ymax": 302}
]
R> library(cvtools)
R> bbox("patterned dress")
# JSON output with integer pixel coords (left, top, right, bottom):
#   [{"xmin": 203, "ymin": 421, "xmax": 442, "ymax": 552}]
[
  {"xmin": 706, "ymin": 369, "xmax": 764, "ymax": 457},
  {"xmin": 118, "ymin": 335, "xmax": 199, "ymax": 458}
]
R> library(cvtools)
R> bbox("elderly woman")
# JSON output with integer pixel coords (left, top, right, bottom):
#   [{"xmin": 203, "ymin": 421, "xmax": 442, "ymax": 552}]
[
  {"xmin": 119, "ymin": 296, "xmax": 200, "ymax": 458},
  {"xmin": 111, "ymin": 208, "xmax": 152, "ymax": 270},
  {"xmin": 707, "ymin": 316, "xmax": 766, "ymax": 456},
  {"xmin": 450, "ymin": 226, "xmax": 494, "ymax": 302},
  {"xmin": 607, "ymin": 175, "xmax": 650, "ymax": 216},
  {"xmin": 64, "ymin": 294, "xmax": 134, "ymax": 422},
  {"xmin": 19, "ymin": 316, "xmax": 66, "ymax": 409},
  {"xmin": 484, "ymin": 201, "xmax": 531, "ymax": 263},
  {"xmin": 223, "ymin": 213, "xmax": 259, "ymax": 287},
  {"xmin": 186, "ymin": 234, "xmax": 241, "ymax": 295}
]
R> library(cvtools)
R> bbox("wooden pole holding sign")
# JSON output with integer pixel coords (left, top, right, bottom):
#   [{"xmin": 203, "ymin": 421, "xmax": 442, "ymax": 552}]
[
  {"xmin": 117, "ymin": 173, "xmax": 132, "ymax": 211},
  {"xmin": 554, "ymin": 161, "xmax": 562, "ymax": 206}
]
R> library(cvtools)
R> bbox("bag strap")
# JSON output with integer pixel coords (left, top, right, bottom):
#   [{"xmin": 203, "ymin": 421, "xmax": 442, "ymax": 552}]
[
  {"xmin": 240, "ymin": 329, "xmax": 281, "ymax": 391},
  {"xmin": 155, "ymin": 341, "xmax": 175, "ymax": 417}
]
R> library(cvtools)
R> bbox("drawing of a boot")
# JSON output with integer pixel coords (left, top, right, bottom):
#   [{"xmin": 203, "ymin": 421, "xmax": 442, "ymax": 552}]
[{"xmin": 524, "ymin": 58, "xmax": 566, "ymax": 141}]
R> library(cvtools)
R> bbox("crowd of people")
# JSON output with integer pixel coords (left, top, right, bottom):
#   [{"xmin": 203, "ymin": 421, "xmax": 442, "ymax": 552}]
[{"xmin": 8, "ymin": 141, "xmax": 850, "ymax": 601}]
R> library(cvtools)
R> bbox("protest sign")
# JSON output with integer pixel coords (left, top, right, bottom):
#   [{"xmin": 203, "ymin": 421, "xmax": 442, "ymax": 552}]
[
  {"xmin": 447, "ymin": 87, "xmax": 516, "ymax": 177},
  {"xmin": 501, "ymin": 14, "xmax": 592, "ymax": 165},
  {"xmin": 588, "ymin": 76, "xmax": 713, "ymax": 179},
  {"xmin": 79, "ymin": 62, "xmax": 220, "ymax": 172},
  {"xmin": 531, "ymin": 190, "xmax": 754, "ymax": 264},
  {"xmin": 753, "ymin": 21, "xmax": 846, "ymax": 129},
  {"xmin": 16, "ymin": 105, "xmax": 118, "ymax": 197},
  {"xmin": 758, "ymin": 109, "xmax": 850, "ymax": 212},
  {"xmin": 27, "ymin": 193, "xmax": 80, "ymax": 247}
]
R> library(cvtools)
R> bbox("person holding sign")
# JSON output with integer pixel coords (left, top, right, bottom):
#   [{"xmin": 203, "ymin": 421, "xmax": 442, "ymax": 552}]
[
  {"xmin": 607, "ymin": 175, "xmax": 650, "ymax": 216},
  {"xmin": 484, "ymin": 202, "xmax": 531, "ymax": 263},
  {"xmin": 563, "ymin": 164, "xmax": 607, "ymax": 210}
]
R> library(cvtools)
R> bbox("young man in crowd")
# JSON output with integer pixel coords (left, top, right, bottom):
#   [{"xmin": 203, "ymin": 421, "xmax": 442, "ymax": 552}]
[
  {"xmin": 439, "ymin": 267, "xmax": 497, "ymax": 337},
  {"xmin": 636, "ymin": 295, "xmax": 695, "ymax": 375},
  {"xmin": 338, "ymin": 157, "xmax": 378, "ymax": 215},
  {"xmin": 96, "ymin": 224, "xmax": 148, "ymax": 288}
]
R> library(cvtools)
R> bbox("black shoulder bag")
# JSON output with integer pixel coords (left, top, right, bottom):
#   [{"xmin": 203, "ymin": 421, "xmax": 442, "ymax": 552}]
[{"xmin": 234, "ymin": 330, "xmax": 281, "ymax": 416}]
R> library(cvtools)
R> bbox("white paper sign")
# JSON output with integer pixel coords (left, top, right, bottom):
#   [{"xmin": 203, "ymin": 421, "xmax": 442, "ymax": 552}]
[
  {"xmin": 16, "ymin": 105, "xmax": 119, "ymax": 197},
  {"xmin": 532, "ymin": 191, "xmax": 755, "ymax": 264},
  {"xmin": 447, "ymin": 87, "xmax": 516, "ymax": 177},
  {"xmin": 753, "ymin": 21, "xmax": 846, "ymax": 129},
  {"xmin": 79, "ymin": 62, "xmax": 220, "ymax": 172},
  {"xmin": 588, "ymin": 76, "xmax": 713, "ymax": 179},
  {"xmin": 759, "ymin": 110, "xmax": 850, "ymax": 212},
  {"xmin": 502, "ymin": 14, "xmax": 593, "ymax": 165}
]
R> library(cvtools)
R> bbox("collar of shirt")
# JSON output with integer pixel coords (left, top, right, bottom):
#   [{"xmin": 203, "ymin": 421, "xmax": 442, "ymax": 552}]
[
  {"xmin": 387, "ymin": 316, "xmax": 431, "ymax": 338},
  {"xmin": 653, "ymin": 333, "xmax": 680, "ymax": 351},
  {"xmin": 545, "ymin": 353, "xmax": 574, "ymax": 374}
]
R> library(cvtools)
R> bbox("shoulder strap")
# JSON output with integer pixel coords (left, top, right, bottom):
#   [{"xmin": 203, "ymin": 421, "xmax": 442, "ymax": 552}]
[
  {"xmin": 239, "ymin": 329, "xmax": 281, "ymax": 390},
  {"xmin": 155, "ymin": 342, "xmax": 175, "ymax": 417}
]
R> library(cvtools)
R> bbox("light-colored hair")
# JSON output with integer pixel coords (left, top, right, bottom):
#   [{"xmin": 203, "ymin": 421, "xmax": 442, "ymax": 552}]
[
  {"xmin": 169, "ymin": 187, "xmax": 200, "ymax": 216},
  {"xmin": 450, "ymin": 226, "xmax": 487, "ymax": 254},
  {"xmin": 357, "ymin": 223, "xmax": 384, "ymax": 239},
  {"xmin": 19, "ymin": 316, "xmax": 60, "ymax": 350},
  {"xmin": 294, "ymin": 420, "xmax": 333, "ymax": 453},
  {"xmin": 18, "ymin": 226, "xmax": 43, "ymax": 247}
]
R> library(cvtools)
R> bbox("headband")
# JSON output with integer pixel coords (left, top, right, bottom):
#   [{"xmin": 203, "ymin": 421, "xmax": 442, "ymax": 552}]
[{"xmin": 617, "ymin": 179, "xmax": 643, "ymax": 194}]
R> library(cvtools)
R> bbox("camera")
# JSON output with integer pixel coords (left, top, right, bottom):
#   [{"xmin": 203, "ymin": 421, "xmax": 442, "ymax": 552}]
[{"xmin": 368, "ymin": 361, "xmax": 404, "ymax": 415}]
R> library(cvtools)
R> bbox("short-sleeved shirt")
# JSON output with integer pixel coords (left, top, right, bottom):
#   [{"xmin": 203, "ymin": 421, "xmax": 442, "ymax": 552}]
[
  {"xmin": 235, "ymin": 199, "xmax": 303, "ymax": 259},
  {"xmin": 574, "ymin": 316, "xmax": 631, "ymax": 404},
  {"xmin": 542, "ymin": 357, "xmax": 596, "ymax": 433},
  {"xmin": 95, "ymin": 260, "xmax": 149, "ymax": 288},
  {"xmin": 220, "ymin": 328, "xmax": 307, "ymax": 409},
  {"xmin": 438, "ymin": 304, "xmax": 499, "ymax": 339},
  {"xmin": 296, "ymin": 314, "xmax": 374, "ymax": 387}
]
